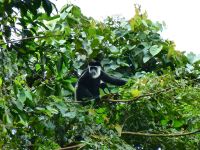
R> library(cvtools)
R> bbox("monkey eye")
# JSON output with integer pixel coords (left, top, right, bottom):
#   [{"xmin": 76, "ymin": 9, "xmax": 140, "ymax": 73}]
[
  {"xmin": 89, "ymin": 65, "xmax": 99, "ymax": 70},
  {"xmin": 90, "ymin": 66, "xmax": 97, "ymax": 70}
]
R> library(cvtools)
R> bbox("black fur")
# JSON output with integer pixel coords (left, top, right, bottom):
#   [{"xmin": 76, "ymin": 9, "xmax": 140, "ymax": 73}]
[{"xmin": 75, "ymin": 61, "xmax": 126, "ymax": 102}]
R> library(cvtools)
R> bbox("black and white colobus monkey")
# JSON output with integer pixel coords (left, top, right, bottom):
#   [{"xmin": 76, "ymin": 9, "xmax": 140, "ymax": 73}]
[{"xmin": 75, "ymin": 60, "xmax": 126, "ymax": 102}]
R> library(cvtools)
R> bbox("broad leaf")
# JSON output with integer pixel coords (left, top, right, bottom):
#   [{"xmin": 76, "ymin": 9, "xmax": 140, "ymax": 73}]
[{"xmin": 149, "ymin": 45, "xmax": 163, "ymax": 56}]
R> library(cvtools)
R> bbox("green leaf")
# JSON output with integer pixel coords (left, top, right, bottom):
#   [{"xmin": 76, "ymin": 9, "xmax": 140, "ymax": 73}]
[
  {"xmin": 63, "ymin": 82, "xmax": 75, "ymax": 92},
  {"xmin": 88, "ymin": 27, "xmax": 96, "ymax": 38},
  {"xmin": 46, "ymin": 106, "xmax": 59, "ymax": 114},
  {"xmin": 91, "ymin": 38, "xmax": 99, "ymax": 48},
  {"xmin": 13, "ymin": 100, "xmax": 24, "ymax": 110},
  {"xmin": 142, "ymin": 20, "xmax": 148, "ymax": 27},
  {"xmin": 160, "ymin": 119, "xmax": 169, "ymax": 126},
  {"xmin": 131, "ymin": 89, "xmax": 141, "ymax": 98},
  {"xmin": 97, "ymin": 35, "xmax": 104, "ymax": 42},
  {"xmin": 65, "ymin": 26, "xmax": 71, "ymax": 35},
  {"xmin": 0, "ymin": 77, "xmax": 2, "ymax": 87},
  {"xmin": 96, "ymin": 108, "xmax": 106, "ymax": 113},
  {"xmin": 187, "ymin": 52, "xmax": 200, "ymax": 64},
  {"xmin": 18, "ymin": 90, "xmax": 26, "ymax": 104},
  {"xmin": 4, "ymin": 112, "xmax": 13, "ymax": 125},
  {"xmin": 65, "ymin": 5, "xmax": 73, "ymax": 13},
  {"xmin": 110, "ymin": 45, "xmax": 119, "ymax": 53},
  {"xmin": 60, "ymin": 11, "xmax": 68, "ymax": 20},
  {"xmin": 143, "ymin": 55, "xmax": 151, "ymax": 63},
  {"xmin": 149, "ymin": 45, "xmax": 163, "ymax": 56},
  {"xmin": 25, "ymin": 90, "xmax": 32, "ymax": 101},
  {"xmin": 35, "ymin": 64, "xmax": 41, "ymax": 71},
  {"xmin": 36, "ymin": 107, "xmax": 58, "ymax": 116},
  {"xmin": 18, "ymin": 115, "xmax": 28, "ymax": 127},
  {"xmin": 63, "ymin": 112, "xmax": 76, "ymax": 118},
  {"xmin": 72, "ymin": 6, "xmax": 81, "ymax": 18},
  {"xmin": 0, "ymin": 98, "xmax": 5, "ymax": 108},
  {"xmin": 56, "ymin": 57, "xmax": 63, "ymax": 75},
  {"xmin": 115, "ymin": 124, "xmax": 122, "ymax": 136},
  {"xmin": 55, "ymin": 103, "xmax": 67, "ymax": 116},
  {"xmin": 173, "ymin": 120, "xmax": 185, "ymax": 128},
  {"xmin": 58, "ymin": 40, "xmax": 66, "ymax": 45}
]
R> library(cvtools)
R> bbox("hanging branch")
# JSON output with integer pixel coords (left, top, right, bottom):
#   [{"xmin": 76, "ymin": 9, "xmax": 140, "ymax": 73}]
[
  {"xmin": 0, "ymin": 34, "xmax": 62, "ymax": 46},
  {"xmin": 121, "ymin": 129, "xmax": 200, "ymax": 137}
]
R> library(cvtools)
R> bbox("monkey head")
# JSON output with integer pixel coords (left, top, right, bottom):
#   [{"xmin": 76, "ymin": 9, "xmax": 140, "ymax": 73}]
[{"xmin": 88, "ymin": 60, "xmax": 101, "ymax": 79}]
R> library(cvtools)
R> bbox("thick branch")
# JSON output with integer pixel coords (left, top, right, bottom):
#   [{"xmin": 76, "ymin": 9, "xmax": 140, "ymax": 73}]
[{"xmin": 122, "ymin": 129, "xmax": 200, "ymax": 137}]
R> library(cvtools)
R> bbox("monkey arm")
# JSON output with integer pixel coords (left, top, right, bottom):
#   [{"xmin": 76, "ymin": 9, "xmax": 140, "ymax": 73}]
[
  {"xmin": 78, "ymin": 69, "xmax": 89, "ymax": 82},
  {"xmin": 100, "ymin": 70, "xmax": 127, "ymax": 86}
]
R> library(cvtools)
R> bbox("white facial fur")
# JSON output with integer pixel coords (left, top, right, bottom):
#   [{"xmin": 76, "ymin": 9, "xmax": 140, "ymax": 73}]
[{"xmin": 88, "ymin": 66, "xmax": 101, "ymax": 79}]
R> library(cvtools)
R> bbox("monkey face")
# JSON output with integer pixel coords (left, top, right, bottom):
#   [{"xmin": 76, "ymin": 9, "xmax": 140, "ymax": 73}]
[{"xmin": 88, "ymin": 66, "xmax": 101, "ymax": 79}]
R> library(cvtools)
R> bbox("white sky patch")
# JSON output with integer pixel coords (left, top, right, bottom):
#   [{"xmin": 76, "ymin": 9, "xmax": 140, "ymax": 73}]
[{"xmin": 53, "ymin": 0, "xmax": 200, "ymax": 54}]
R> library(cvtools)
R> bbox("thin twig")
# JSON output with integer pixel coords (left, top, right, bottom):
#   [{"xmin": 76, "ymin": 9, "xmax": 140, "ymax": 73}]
[{"xmin": 121, "ymin": 129, "xmax": 200, "ymax": 137}]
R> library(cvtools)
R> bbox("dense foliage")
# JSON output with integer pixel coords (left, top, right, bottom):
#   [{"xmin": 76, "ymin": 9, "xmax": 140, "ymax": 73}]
[{"xmin": 0, "ymin": 1, "xmax": 199, "ymax": 149}]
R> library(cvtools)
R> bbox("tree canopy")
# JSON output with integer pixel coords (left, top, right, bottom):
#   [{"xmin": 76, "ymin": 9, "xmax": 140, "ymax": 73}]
[{"xmin": 0, "ymin": 1, "xmax": 199, "ymax": 149}]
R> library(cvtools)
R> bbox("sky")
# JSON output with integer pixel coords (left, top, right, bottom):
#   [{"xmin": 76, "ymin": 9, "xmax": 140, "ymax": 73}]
[{"xmin": 54, "ymin": 0, "xmax": 200, "ymax": 54}]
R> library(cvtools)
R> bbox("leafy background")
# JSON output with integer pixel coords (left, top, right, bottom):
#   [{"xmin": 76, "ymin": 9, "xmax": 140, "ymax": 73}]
[{"xmin": 0, "ymin": 0, "xmax": 199, "ymax": 149}]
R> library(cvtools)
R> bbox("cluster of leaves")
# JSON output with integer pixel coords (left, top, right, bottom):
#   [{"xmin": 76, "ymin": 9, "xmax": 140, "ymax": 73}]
[
  {"xmin": 98, "ymin": 72, "xmax": 200, "ymax": 149},
  {"xmin": 116, "ymin": 73, "xmax": 200, "ymax": 149},
  {"xmin": 0, "ymin": 0, "xmax": 200, "ymax": 149}
]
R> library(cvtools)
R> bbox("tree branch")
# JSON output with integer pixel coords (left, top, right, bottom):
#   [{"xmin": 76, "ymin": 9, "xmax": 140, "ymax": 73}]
[
  {"xmin": 0, "ymin": 34, "xmax": 62, "ymax": 46},
  {"xmin": 60, "ymin": 143, "xmax": 85, "ymax": 150},
  {"xmin": 69, "ymin": 99, "xmax": 96, "ymax": 103},
  {"xmin": 121, "ymin": 129, "xmax": 200, "ymax": 137},
  {"xmin": 106, "ymin": 87, "xmax": 172, "ymax": 103},
  {"xmin": 70, "ymin": 88, "xmax": 173, "ymax": 104}
]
